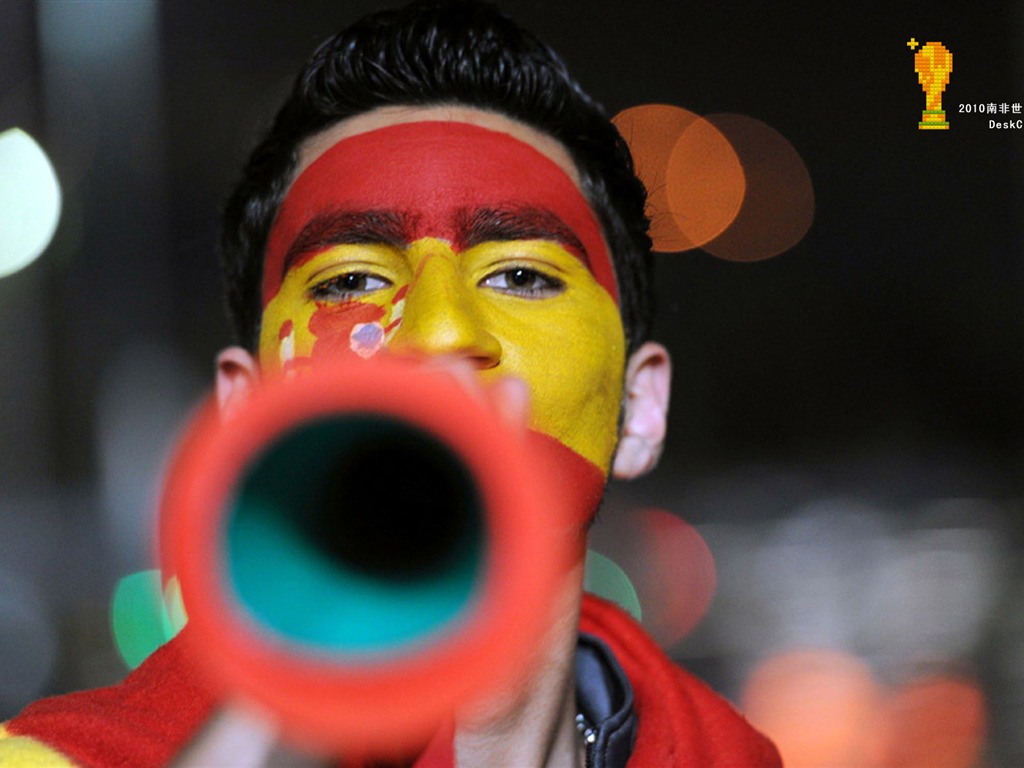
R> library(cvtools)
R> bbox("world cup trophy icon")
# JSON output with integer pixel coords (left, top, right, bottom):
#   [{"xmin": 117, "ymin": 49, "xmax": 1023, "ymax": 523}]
[{"xmin": 911, "ymin": 40, "xmax": 953, "ymax": 130}]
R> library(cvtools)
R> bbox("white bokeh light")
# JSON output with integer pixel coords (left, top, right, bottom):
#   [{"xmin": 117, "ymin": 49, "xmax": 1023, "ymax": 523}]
[{"xmin": 0, "ymin": 128, "xmax": 61, "ymax": 278}]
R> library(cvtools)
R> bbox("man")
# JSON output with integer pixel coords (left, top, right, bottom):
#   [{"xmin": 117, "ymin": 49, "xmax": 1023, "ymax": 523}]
[{"xmin": 0, "ymin": 2, "xmax": 781, "ymax": 765}]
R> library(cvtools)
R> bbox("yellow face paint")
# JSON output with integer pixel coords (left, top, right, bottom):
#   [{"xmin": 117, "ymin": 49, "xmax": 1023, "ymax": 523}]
[
  {"xmin": 260, "ymin": 243, "xmax": 406, "ymax": 374},
  {"xmin": 260, "ymin": 121, "xmax": 625, "ymax": 475},
  {"xmin": 260, "ymin": 234, "xmax": 624, "ymax": 470}
]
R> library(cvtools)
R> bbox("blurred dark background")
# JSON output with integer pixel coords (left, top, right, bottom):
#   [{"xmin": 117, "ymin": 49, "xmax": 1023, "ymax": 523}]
[{"xmin": 2, "ymin": 1, "xmax": 1022, "ymax": 765}]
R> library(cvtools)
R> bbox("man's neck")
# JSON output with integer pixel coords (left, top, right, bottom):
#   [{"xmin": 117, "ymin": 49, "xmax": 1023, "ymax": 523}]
[{"xmin": 452, "ymin": 561, "xmax": 586, "ymax": 768}]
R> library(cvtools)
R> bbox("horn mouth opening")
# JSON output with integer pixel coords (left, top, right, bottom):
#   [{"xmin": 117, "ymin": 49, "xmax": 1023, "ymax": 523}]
[{"xmin": 226, "ymin": 415, "xmax": 485, "ymax": 656}]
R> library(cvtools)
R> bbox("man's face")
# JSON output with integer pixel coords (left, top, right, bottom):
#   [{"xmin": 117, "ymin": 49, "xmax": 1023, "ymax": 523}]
[{"xmin": 258, "ymin": 107, "xmax": 626, "ymax": 479}]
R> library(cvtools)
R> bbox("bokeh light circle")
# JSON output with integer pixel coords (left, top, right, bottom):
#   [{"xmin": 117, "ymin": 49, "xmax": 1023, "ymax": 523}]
[
  {"xmin": 878, "ymin": 674, "xmax": 987, "ymax": 768},
  {"xmin": 588, "ymin": 505, "xmax": 718, "ymax": 647},
  {"xmin": 613, "ymin": 104, "xmax": 744, "ymax": 253},
  {"xmin": 0, "ymin": 128, "xmax": 62, "ymax": 278},
  {"xmin": 632, "ymin": 507, "xmax": 717, "ymax": 647},
  {"xmin": 701, "ymin": 113, "xmax": 814, "ymax": 262},
  {"xmin": 664, "ymin": 117, "xmax": 745, "ymax": 249},
  {"xmin": 742, "ymin": 649, "xmax": 883, "ymax": 768},
  {"xmin": 583, "ymin": 549, "xmax": 642, "ymax": 621},
  {"xmin": 613, "ymin": 104, "xmax": 814, "ymax": 261}
]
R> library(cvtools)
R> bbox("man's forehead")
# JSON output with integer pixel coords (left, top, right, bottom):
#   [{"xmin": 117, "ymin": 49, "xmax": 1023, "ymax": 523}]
[
  {"xmin": 295, "ymin": 105, "xmax": 582, "ymax": 187},
  {"xmin": 279, "ymin": 120, "xmax": 596, "ymax": 245},
  {"xmin": 263, "ymin": 114, "xmax": 620, "ymax": 305}
]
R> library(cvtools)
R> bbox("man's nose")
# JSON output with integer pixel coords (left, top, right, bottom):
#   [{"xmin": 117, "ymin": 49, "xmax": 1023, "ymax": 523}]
[{"xmin": 388, "ymin": 239, "xmax": 502, "ymax": 368}]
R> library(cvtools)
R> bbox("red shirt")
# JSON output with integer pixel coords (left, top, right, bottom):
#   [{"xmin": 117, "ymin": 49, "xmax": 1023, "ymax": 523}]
[{"xmin": 5, "ymin": 595, "xmax": 780, "ymax": 767}]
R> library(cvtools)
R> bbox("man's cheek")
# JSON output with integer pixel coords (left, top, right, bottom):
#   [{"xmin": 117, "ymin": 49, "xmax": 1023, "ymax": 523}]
[
  {"xmin": 529, "ymin": 363, "xmax": 622, "ymax": 471},
  {"xmin": 307, "ymin": 301, "xmax": 388, "ymax": 361},
  {"xmin": 499, "ymin": 329, "xmax": 623, "ymax": 470}
]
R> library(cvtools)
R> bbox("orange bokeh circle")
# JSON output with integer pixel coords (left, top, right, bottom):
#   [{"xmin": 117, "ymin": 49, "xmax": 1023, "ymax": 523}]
[
  {"xmin": 613, "ymin": 104, "xmax": 814, "ymax": 261},
  {"xmin": 700, "ymin": 113, "xmax": 814, "ymax": 262},
  {"xmin": 742, "ymin": 649, "xmax": 884, "ymax": 768},
  {"xmin": 878, "ymin": 674, "xmax": 987, "ymax": 768},
  {"xmin": 613, "ymin": 104, "xmax": 745, "ymax": 252}
]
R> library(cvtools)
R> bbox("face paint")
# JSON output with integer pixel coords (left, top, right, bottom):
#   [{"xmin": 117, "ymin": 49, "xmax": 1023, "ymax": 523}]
[
  {"xmin": 259, "ymin": 120, "xmax": 625, "ymax": 522},
  {"xmin": 261, "ymin": 243, "xmax": 397, "ymax": 375},
  {"xmin": 262, "ymin": 122, "xmax": 617, "ymax": 307}
]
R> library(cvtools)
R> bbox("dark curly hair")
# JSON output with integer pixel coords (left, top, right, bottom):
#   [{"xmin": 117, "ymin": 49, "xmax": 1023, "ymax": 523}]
[{"xmin": 220, "ymin": 0, "xmax": 653, "ymax": 355}]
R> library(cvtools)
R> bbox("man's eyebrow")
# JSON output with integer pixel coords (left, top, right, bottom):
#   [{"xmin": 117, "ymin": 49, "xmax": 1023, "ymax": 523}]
[
  {"xmin": 458, "ymin": 206, "xmax": 590, "ymax": 267},
  {"xmin": 280, "ymin": 209, "xmax": 412, "ymax": 276}
]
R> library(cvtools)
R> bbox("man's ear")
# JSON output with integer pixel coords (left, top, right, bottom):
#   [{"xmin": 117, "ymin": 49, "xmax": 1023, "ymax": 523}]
[
  {"xmin": 612, "ymin": 341, "xmax": 672, "ymax": 480},
  {"xmin": 215, "ymin": 346, "xmax": 260, "ymax": 416}
]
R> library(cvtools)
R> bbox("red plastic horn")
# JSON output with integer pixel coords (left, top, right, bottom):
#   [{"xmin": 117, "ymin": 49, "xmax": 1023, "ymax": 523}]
[{"xmin": 158, "ymin": 356, "xmax": 575, "ymax": 757}]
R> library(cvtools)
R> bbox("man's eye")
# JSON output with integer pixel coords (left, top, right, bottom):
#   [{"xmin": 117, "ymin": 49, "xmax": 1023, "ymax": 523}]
[
  {"xmin": 309, "ymin": 272, "xmax": 391, "ymax": 302},
  {"xmin": 480, "ymin": 267, "xmax": 565, "ymax": 298}
]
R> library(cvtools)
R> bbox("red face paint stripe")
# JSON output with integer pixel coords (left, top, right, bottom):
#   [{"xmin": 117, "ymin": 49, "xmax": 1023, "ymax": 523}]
[{"xmin": 263, "ymin": 122, "xmax": 618, "ymax": 307}]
